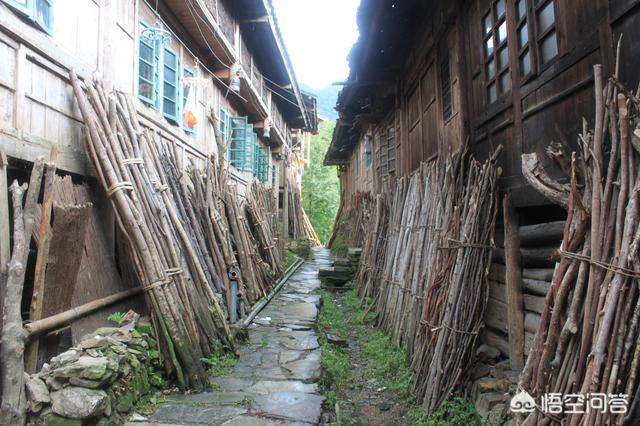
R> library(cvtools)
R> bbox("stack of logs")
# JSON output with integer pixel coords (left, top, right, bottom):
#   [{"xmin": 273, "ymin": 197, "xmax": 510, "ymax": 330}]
[
  {"xmin": 356, "ymin": 148, "xmax": 501, "ymax": 414},
  {"xmin": 66, "ymin": 71, "xmax": 282, "ymax": 392},
  {"xmin": 518, "ymin": 65, "xmax": 640, "ymax": 425},
  {"xmin": 484, "ymin": 221, "xmax": 563, "ymax": 358},
  {"xmin": 285, "ymin": 163, "xmax": 319, "ymax": 245}
]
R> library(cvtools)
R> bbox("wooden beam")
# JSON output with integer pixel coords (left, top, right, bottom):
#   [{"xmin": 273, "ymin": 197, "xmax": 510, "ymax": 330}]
[
  {"xmin": 24, "ymin": 287, "xmax": 142, "ymax": 337},
  {"xmin": 503, "ymin": 194, "xmax": 525, "ymax": 370},
  {"xmin": 0, "ymin": 146, "xmax": 9, "ymax": 275},
  {"xmin": 25, "ymin": 147, "xmax": 57, "ymax": 373}
]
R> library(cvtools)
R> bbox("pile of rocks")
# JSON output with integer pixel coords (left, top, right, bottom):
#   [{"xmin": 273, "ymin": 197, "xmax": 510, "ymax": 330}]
[
  {"xmin": 26, "ymin": 312, "xmax": 162, "ymax": 425},
  {"xmin": 319, "ymin": 248, "xmax": 362, "ymax": 287},
  {"xmin": 468, "ymin": 344, "xmax": 520, "ymax": 425}
]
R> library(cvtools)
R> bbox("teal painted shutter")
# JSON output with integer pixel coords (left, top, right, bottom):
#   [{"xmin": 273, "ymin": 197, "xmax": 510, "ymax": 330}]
[
  {"xmin": 182, "ymin": 68, "xmax": 195, "ymax": 133},
  {"xmin": 244, "ymin": 125, "xmax": 255, "ymax": 173},
  {"xmin": 163, "ymin": 48, "xmax": 179, "ymax": 121},
  {"xmin": 33, "ymin": 0, "xmax": 53, "ymax": 34},
  {"xmin": 138, "ymin": 22, "xmax": 157, "ymax": 106},
  {"xmin": 229, "ymin": 117, "xmax": 248, "ymax": 169}
]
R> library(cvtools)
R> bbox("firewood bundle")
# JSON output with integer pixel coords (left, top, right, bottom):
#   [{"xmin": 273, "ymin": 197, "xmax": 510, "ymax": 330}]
[
  {"xmin": 285, "ymin": 164, "xmax": 319, "ymax": 245},
  {"xmin": 246, "ymin": 181, "xmax": 283, "ymax": 276},
  {"xmin": 68, "ymin": 71, "xmax": 241, "ymax": 391},
  {"xmin": 519, "ymin": 65, "xmax": 640, "ymax": 425},
  {"xmin": 356, "ymin": 148, "xmax": 501, "ymax": 414}
]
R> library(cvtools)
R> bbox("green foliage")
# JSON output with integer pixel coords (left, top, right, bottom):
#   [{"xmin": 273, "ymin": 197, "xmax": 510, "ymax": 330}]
[
  {"xmin": 282, "ymin": 250, "xmax": 299, "ymax": 271},
  {"xmin": 302, "ymin": 121, "xmax": 340, "ymax": 244},
  {"xmin": 107, "ymin": 311, "xmax": 126, "ymax": 324},
  {"xmin": 145, "ymin": 349, "xmax": 167, "ymax": 388},
  {"xmin": 202, "ymin": 353, "xmax": 237, "ymax": 377},
  {"xmin": 290, "ymin": 239, "xmax": 312, "ymax": 259},
  {"xmin": 317, "ymin": 290, "xmax": 351, "ymax": 408},
  {"xmin": 362, "ymin": 332, "xmax": 412, "ymax": 395},
  {"xmin": 409, "ymin": 396, "xmax": 490, "ymax": 426},
  {"xmin": 330, "ymin": 232, "xmax": 348, "ymax": 257}
]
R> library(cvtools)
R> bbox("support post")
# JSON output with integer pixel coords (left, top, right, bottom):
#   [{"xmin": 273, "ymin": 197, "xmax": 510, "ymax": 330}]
[{"xmin": 503, "ymin": 193, "xmax": 525, "ymax": 370}]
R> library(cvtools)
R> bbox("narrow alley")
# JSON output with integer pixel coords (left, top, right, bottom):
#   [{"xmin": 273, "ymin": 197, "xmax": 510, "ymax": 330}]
[
  {"xmin": 146, "ymin": 248, "xmax": 331, "ymax": 425},
  {"xmin": 1, "ymin": 1, "xmax": 640, "ymax": 425}
]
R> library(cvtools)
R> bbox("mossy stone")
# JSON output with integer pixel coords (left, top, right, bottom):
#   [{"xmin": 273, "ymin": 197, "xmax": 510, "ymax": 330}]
[{"xmin": 42, "ymin": 413, "xmax": 82, "ymax": 426}]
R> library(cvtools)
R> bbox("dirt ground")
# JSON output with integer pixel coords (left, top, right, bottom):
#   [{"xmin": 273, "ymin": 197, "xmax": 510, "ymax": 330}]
[{"xmin": 319, "ymin": 290, "xmax": 417, "ymax": 426}]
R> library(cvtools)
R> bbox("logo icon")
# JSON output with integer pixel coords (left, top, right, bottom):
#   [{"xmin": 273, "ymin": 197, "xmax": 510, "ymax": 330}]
[{"xmin": 510, "ymin": 390, "xmax": 536, "ymax": 413}]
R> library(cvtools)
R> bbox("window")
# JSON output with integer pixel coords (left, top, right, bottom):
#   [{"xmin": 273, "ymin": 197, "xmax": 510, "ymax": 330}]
[
  {"xmin": 162, "ymin": 47, "xmax": 179, "ymax": 121},
  {"xmin": 534, "ymin": 0, "xmax": 558, "ymax": 65},
  {"xmin": 271, "ymin": 163, "xmax": 277, "ymax": 186},
  {"xmin": 182, "ymin": 68, "xmax": 195, "ymax": 134},
  {"xmin": 482, "ymin": 0, "xmax": 511, "ymax": 104},
  {"xmin": 3, "ymin": 0, "xmax": 53, "ymax": 34},
  {"xmin": 376, "ymin": 132, "xmax": 388, "ymax": 177},
  {"xmin": 513, "ymin": 0, "xmax": 559, "ymax": 79},
  {"xmin": 387, "ymin": 126, "xmax": 396, "ymax": 174},
  {"xmin": 254, "ymin": 146, "xmax": 269, "ymax": 183},
  {"xmin": 229, "ymin": 117, "xmax": 248, "ymax": 170},
  {"xmin": 219, "ymin": 108, "xmax": 229, "ymax": 146},
  {"xmin": 515, "ymin": 0, "xmax": 532, "ymax": 77},
  {"xmin": 439, "ymin": 39, "xmax": 452, "ymax": 120},
  {"xmin": 138, "ymin": 22, "xmax": 158, "ymax": 106},
  {"xmin": 364, "ymin": 135, "xmax": 372, "ymax": 167}
]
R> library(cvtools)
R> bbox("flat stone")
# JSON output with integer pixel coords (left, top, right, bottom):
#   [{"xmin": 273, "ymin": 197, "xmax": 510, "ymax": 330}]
[
  {"xmin": 247, "ymin": 380, "xmax": 318, "ymax": 395},
  {"xmin": 50, "ymin": 387, "xmax": 110, "ymax": 419},
  {"xmin": 166, "ymin": 391, "xmax": 250, "ymax": 406},
  {"xmin": 283, "ymin": 351, "xmax": 320, "ymax": 381},
  {"xmin": 220, "ymin": 415, "xmax": 313, "ymax": 426},
  {"xmin": 151, "ymin": 404, "xmax": 247, "ymax": 424},
  {"xmin": 211, "ymin": 377, "xmax": 255, "ymax": 392},
  {"xmin": 252, "ymin": 392, "xmax": 324, "ymax": 424},
  {"xmin": 279, "ymin": 332, "xmax": 319, "ymax": 351}
]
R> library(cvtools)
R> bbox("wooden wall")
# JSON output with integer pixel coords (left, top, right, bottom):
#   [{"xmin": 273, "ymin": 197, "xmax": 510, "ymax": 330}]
[{"xmin": 0, "ymin": 0, "xmax": 296, "ymax": 366}]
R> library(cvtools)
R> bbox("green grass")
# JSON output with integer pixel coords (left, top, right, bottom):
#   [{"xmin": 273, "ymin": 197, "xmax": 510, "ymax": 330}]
[
  {"xmin": 329, "ymin": 233, "xmax": 348, "ymax": 257},
  {"xmin": 282, "ymin": 250, "xmax": 299, "ymax": 271},
  {"xmin": 202, "ymin": 353, "xmax": 237, "ymax": 377},
  {"xmin": 410, "ymin": 397, "xmax": 491, "ymax": 426},
  {"xmin": 317, "ymin": 288, "xmax": 487, "ymax": 425}
]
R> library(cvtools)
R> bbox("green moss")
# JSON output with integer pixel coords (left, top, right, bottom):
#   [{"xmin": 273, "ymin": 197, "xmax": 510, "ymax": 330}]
[
  {"xmin": 409, "ymin": 396, "xmax": 491, "ymax": 426},
  {"xmin": 282, "ymin": 250, "xmax": 299, "ymax": 271},
  {"xmin": 290, "ymin": 239, "xmax": 312, "ymax": 259},
  {"xmin": 202, "ymin": 352, "xmax": 237, "ymax": 377},
  {"xmin": 330, "ymin": 233, "xmax": 348, "ymax": 257}
]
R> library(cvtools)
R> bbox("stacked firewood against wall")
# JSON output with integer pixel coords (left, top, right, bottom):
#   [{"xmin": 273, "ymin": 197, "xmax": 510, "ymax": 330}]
[
  {"xmin": 518, "ymin": 65, "xmax": 640, "ymax": 425},
  {"xmin": 61, "ymin": 71, "xmax": 283, "ymax": 391},
  {"xmin": 356, "ymin": 148, "xmax": 501, "ymax": 414},
  {"xmin": 284, "ymin": 163, "xmax": 320, "ymax": 245}
]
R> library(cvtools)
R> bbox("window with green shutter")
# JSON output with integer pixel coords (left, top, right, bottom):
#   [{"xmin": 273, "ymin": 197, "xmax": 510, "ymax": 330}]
[
  {"xmin": 271, "ymin": 163, "xmax": 277, "ymax": 186},
  {"xmin": 258, "ymin": 146, "xmax": 269, "ymax": 183},
  {"xmin": 163, "ymin": 47, "xmax": 179, "ymax": 121},
  {"xmin": 3, "ymin": 0, "xmax": 53, "ymax": 34},
  {"xmin": 229, "ymin": 117, "xmax": 248, "ymax": 170},
  {"xmin": 243, "ymin": 125, "xmax": 255, "ymax": 174},
  {"xmin": 182, "ymin": 67, "xmax": 195, "ymax": 133},
  {"xmin": 138, "ymin": 21, "xmax": 159, "ymax": 106}
]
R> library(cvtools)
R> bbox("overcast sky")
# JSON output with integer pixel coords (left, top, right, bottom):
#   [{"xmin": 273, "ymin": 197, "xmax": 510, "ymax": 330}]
[{"xmin": 272, "ymin": 0, "xmax": 360, "ymax": 89}]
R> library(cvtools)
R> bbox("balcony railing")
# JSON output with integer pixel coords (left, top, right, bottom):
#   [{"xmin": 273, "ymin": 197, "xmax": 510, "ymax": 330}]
[
  {"xmin": 239, "ymin": 37, "xmax": 268, "ymax": 108},
  {"xmin": 202, "ymin": 0, "xmax": 235, "ymax": 47}
]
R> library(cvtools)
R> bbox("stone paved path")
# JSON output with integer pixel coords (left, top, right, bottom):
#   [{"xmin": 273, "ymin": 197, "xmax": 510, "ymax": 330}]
[{"xmin": 137, "ymin": 247, "xmax": 332, "ymax": 426}]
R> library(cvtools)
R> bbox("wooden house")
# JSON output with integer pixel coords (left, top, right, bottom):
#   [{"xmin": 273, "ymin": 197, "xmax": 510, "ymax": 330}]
[
  {"xmin": 325, "ymin": 0, "xmax": 639, "ymax": 369},
  {"xmin": 0, "ymin": 0, "xmax": 316, "ymax": 369}
]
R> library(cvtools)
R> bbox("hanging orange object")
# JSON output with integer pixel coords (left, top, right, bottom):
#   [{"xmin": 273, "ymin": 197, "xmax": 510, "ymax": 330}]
[{"xmin": 184, "ymin": 84, "xmax": 198, "ymax": 128}]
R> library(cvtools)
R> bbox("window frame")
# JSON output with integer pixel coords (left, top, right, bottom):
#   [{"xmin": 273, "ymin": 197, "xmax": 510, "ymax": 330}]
[
  {"xmin": 3, "ymin": 0, "xmax": 53, "ymax": 34},
  {"xmin": 481, "ymin": 0, "xmax": 511, "ymax": 105},
  {"xmin": 162, "ymin": 46, "xmax": 180, "ymax": 122},
  {"xmin": 181, "ymin": 67, "xmax": 196, "ymax": 134},
  {"xmin": 532, "ymin": 0, "xmax": 559, "ymax": 70},
  {"xmin": 137, "ymin": 20, "xmax": 158, "ymax": 107}
]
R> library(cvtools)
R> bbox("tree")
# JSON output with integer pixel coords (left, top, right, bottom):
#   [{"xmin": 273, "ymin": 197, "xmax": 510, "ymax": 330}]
[{"xmin": 302, "ymin": 121, "xmax": 339, "ymax": 244}]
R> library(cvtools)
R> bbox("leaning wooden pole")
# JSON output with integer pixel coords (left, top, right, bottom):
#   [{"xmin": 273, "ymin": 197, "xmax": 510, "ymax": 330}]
[{"xmin": 503, "ymin": 193, "xmax": 525, "ymax": 370}]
